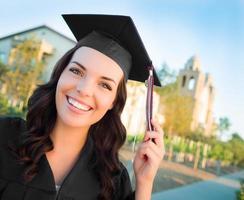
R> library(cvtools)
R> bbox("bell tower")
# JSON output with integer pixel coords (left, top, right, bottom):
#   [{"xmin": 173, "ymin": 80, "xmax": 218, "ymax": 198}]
[
  {"xmin": 178, "ymin": 55, "xmax": 215, "ymax": 136},
  {"xmin": 178, "ymin": 55, "xmax": 203, "ymax": 98}
]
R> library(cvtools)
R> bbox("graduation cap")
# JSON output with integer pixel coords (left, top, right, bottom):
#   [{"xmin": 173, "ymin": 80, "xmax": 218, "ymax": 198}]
[{"xmin": 62, "ymin": 14, "xmax": 161, "ymax": 131}]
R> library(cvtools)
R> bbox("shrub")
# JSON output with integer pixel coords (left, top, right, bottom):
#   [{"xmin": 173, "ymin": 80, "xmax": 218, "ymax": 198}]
[{"xmin": 236, "ymin": 179, "xmax": 244, "ymax": 200}]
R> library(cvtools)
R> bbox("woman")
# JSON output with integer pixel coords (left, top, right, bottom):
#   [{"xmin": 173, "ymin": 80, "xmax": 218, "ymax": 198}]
[{"xmin": 0, "ymin": 14, "xmax": 164, "ymax": 200}]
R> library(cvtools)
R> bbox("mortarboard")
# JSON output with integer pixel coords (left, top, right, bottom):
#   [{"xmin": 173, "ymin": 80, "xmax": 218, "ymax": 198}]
[{"xmin": 62, "ymin": 14, "xmax": 161, "ymax": 131}]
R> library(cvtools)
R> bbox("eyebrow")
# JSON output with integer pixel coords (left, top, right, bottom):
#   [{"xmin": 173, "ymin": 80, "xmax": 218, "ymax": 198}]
[
  {"xmin": 72, "ymin": 61, "xmax": 86, "ymax": 71},
  {"xmin": 71, "ymin": 61, "xmax": 117, "ymax": 85}
]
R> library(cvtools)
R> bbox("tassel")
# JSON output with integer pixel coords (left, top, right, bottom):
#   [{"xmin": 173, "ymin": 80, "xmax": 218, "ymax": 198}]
[{"xmin": 146, "ymin": 65, "xmax": 154, "ymax": 132}]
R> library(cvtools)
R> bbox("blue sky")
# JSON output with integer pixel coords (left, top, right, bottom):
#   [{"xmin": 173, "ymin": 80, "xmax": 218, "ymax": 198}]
[{"xmin": 0, "ymin": 0, "xmax": 243, "ymax": 139}]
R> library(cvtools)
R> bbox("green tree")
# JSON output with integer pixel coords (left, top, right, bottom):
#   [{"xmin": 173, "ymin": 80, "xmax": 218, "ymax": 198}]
[
  {"xmin": 156, "ymin": 80, "xmax": 193, "ymax": 136},
  {"xmin": 0, "ymin": 61, "xmax": 9, "ymax": 78},
  {"xmin": 0, "ymin": 94, "xmax": 8, "ymax": 114},
  {"xmin": 231, "ymin": 132, "xmax": 244, "ymax": 141},
  {"xmin": 210, "ymin": 141, "xmax": 224, "ymax": 160},
  {"xmin": 2, "ymin": 37, "xmax": 45, "ymax": 110},
  {"xmin": 218, "ymin": 117, "xmax": 231, "ymax": 139},
  {"xmin": 228, "ymin": 133, "xmax": 244, "ymax": 167},
  {"xmin": 0, "ymin": 62, "xmax": 10, "ymax": 115},
  {"xmin": 236, "ymin": 179, "xmax": 244, "ymax": 200},
  {"xmin": 156, "ymin": 64, "xmax": 193, "ymax": 136},
  {"xmin": 157, "ymin": 62, "xmax": 177, "ymax": 86}
]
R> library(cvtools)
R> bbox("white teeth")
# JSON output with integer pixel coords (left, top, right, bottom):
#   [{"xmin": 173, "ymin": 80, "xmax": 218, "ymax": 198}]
[{"xmin": 67, "ymin": 97, "xmax": 91, "ymax": 111}]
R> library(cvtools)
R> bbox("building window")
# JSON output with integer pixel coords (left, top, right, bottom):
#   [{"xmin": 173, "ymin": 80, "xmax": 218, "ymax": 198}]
[
  {"xmin": 209, "ymin": 86, "xmax": 213, "ymax": 94},
  {"xmin": 188, "ymin": 77, "xmax": 195, "ymax": 90},
  {"xmin": 182, "ymin": 75, "xmax": 186, "ymax": 87}
]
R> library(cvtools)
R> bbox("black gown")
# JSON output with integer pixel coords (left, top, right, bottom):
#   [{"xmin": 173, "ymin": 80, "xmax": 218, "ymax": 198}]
[{"xmin": 0, "ymin": 117, "xmax": 135, "ymax": 200}]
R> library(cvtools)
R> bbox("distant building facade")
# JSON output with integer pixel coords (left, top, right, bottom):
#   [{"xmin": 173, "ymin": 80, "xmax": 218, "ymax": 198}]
[
  {"xmin": 178, "ymin": 55, "xmax": 215, "ymax": 136},
  {"xmin": 0, "ymin": 25, "xmax": 76, "ymax": 82}
]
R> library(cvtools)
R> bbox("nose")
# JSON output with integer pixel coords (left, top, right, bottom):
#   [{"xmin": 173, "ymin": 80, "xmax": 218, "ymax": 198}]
[{"xmin": 76, "ymin": 78, "xmax": 94, "ymax": 97}]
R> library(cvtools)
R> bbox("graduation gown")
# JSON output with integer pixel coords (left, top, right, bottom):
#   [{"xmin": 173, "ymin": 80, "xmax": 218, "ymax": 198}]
[{"xmin": 0, "ymin": 117, "xmax": 135, "ymax": 200}]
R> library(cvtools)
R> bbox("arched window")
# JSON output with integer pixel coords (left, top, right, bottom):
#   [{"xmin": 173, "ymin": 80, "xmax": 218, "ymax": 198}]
[
  {"xmin": 188, "ymin": 77, "xmax": 195, "ymax": 90},
  {"xmin": 182, "ymin": 75, "xmax": 186, "ymax": 87},
  {"xmin": 209, "ymin": 86, "xmax": 213, "ymax": 94}
]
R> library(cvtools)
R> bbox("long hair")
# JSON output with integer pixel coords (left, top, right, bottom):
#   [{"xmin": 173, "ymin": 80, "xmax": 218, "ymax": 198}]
[{"xmin": 14, "ymin": 41, "xmax": 127, "ymax": 200}]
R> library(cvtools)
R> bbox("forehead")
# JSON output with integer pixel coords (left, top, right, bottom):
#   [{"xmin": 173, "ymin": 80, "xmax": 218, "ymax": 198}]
[{"xmin": 70, "ymin": 46, "xmax": 124, "ymax": 82}]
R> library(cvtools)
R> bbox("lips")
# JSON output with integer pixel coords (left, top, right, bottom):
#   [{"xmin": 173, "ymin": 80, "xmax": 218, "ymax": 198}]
[{"xmin": 66, "ymin": 96, "xmax": 93, "ymax": 111}]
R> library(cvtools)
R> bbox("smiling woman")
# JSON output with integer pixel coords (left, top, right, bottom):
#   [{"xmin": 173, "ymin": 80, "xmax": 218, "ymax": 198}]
[
  {"xmin": 55, "ymin": 46, "xmax": 123, "ymax": 129},
  {"xmin": 0, "ymin": 14, "xmax": 164, "ymax": 200}
]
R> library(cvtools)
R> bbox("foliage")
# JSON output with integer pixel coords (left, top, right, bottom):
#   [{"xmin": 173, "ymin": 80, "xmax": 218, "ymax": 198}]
[
  {"xmin": 236, "ymin": 179, "xmax": 244, "ymax": 200},
  {"xmin": 0, "ymin": 94, "xmax": 25, "ymax": 117},
  {"xmin": 156, "ymin": 63, "xmax": 193, "ymax": 136},
  {"xmin": 186, "ymin": 127, "xmax": 208, "ymax": 143},
  {"xmin": 126, "ymin": 130, "xmax": 244, "ymax": 166},
  {"xmin": 217, "ymin": 117, "xmax": 231, "ymax": 139},
  {"xmin": 209, "ymin": 142, "xmax": 224, "ymax": 160},
  {"xmin": 218, "ymin": 117, "xmax": 231, "ymax": 132},
  {"xmin": 205, "ymin": 132, "xmax": 244, "ymax": 165},
  {"xmin": 157, "ymin": 62, "xmax": 177, "ymax": 86},
  {"xmin": 126, "ymin": 134, "xmax": 144, "ymax": 144},
  {"xmin": 1, "ymin": 36, "xmax": 45, "ymax": 109},
  {"xmin": 0, "ymin": 94, "xmax": 8, "ymax": 114},
  {"xmin": 156, "ymin": 81, "xmax": 193, "ymax": 136},
  {"xmin": 0, "ymin": 61, "xmax": 9, "ymax": 79},
  {"xmin": 228, "ymin": 133, "xmax": 244, "ymax": 167}
]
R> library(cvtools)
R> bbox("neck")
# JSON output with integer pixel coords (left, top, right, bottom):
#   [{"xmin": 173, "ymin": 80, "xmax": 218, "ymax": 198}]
[{"xmin": 50, "ymin": 118, "xmax": 90, "ymax": 154}]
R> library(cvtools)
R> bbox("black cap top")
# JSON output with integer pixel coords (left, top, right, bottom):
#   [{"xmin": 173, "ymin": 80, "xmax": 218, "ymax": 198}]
[{"xmin": 62, "ymin": 14, "xmax": 161, "ymax": 86}]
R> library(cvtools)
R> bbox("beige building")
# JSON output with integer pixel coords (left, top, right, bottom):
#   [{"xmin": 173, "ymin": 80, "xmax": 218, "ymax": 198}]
[
  {"xmin": 178, "ymin": 55, "xmax": 215, "ymax": 136},
  {"xmin": 0, "ymin": 25, "xmax": 76, "ymax": 82},
  {"xmin": 121, "ymin": 81, "xmax": 161, "ymax": 136}
]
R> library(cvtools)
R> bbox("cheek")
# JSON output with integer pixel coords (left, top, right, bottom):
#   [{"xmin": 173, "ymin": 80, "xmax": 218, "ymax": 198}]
[
  {"xmin": 56, "ymin": 79, "xmax": 65, "ymax": 101},
  {"xmin": 57, "ymin": 74, "xmax": 76, "ymax": 93},
  {"xmin": 55, "ymin": 82, "xmax": 63, "ymax": 110},
  {"xmin": 55, "ymin": 75, "xmax": 72, "ymax": 104},
  {"xmin": 96, "ymin": 92, "xmax": 116, "ymax": 110}
]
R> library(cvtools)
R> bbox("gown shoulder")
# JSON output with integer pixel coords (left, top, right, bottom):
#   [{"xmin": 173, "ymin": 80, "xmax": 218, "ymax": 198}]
[
  {"xmin": 113, "ymin": 162, "xmax": 135, "ymax": 200},
  {"xmin": 0, "ymin": 116, "xmax": 26, "ymax": 146}
]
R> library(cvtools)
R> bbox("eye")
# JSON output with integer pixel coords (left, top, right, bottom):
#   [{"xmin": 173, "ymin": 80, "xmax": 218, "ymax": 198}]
[
  {"xmin": 69, "ymin": 67, "xmax": 84, "ymax": 76},
  {"xmin": 100, "ymin": 82, "xmax": 112, "ymax": 91}
]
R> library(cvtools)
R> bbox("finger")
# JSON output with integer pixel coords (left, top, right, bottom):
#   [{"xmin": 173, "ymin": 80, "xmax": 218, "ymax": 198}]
[
  {"xmin": 143, "ymin": 132, "xmax": 151, "ymax": 142},
  {"xmin": 143, "ymin": 118, "xmax": 164, "ymax": 146},
  {"xmin": 138, "ymin": 140, "xmax": 164, "ymax": 160},
  {"xmin": 151, "ymin": 119, "xmax": 164, "ymax": 135},
  {"xmin": 144, "ymin": 131, "xmax": 164, "ymax": 147},
  {"xmin": 140, "ymin": 142, "xmax": 163, "ymax": 165},
  {"xmin": 146, "ymin": 138, "xmax": 165, "ymax": 159},
  {"xmin": 151, "ymin": 119, "xmax": 165, "ymax": 146},
  {"xmin": 143, "ymin": 131, "xmax": 156, "ymax": 142}
]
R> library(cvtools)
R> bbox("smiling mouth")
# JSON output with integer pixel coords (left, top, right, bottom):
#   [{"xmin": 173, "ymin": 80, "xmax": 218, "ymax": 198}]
[{"xmin": 66, "ymin": 96, "xmax": 93, "ymax": 111}]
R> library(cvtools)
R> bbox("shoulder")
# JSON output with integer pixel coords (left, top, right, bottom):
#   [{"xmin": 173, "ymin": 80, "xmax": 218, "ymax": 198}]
[
  {"xmin": 0, "ymin": 117, "xmax": 27, "ymax": 185},
  {"xmin": 0, "ymin": 116, "xmax": 26, "ymax": 146},
  {"xmin": 119, "ymin": 162, "xmax": 131, "ymax": 179},
  {"xmin": 0, "ymin": 116, "xmax": 25, "ymax": 127}
]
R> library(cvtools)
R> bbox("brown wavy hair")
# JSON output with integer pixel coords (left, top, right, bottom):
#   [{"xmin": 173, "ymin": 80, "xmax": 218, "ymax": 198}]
[{"xmin": 14, "ymin": 41, "xmax": 127, "ymax": 200}]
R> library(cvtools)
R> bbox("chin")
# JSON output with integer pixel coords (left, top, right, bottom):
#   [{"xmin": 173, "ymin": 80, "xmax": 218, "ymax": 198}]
[{"xmin": 58, "ymin": 114, "xmax": 89, "ymax": 128}]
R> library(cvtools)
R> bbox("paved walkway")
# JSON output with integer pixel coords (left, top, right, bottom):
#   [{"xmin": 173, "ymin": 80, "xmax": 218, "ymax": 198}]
[{"xmin": 152, "ymin": 170, "xmax": 244, "ymax": 200}]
